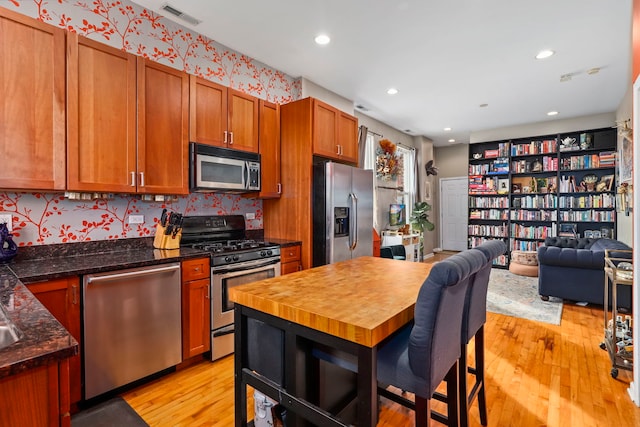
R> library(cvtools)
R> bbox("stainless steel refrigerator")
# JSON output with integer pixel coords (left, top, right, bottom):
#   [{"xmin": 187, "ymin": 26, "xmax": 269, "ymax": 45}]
[{"xmin": 313, "ymin": 161, "xmax": 374, "ymax": 266}]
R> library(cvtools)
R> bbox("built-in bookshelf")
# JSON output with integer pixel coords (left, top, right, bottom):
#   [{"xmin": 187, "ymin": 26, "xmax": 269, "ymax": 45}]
[{"xmin": 468, "ymin": 127, "xmax": 617, "ymax": 266}]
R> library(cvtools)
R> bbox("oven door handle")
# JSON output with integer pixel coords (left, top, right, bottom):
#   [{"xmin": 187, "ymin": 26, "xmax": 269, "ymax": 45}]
[
  {"xmin": 213, "ymin": 324, "xmax": 234, "ymax": 337},
  {"xmin": 213, "ymin": 257, "xmax": 281, "ymax": 275}
]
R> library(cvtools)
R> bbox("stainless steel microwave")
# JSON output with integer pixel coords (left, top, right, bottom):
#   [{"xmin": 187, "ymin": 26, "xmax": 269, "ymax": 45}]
[{"xmin": 189, "ymin": 143, "xmax": 260, "ymax": 193}]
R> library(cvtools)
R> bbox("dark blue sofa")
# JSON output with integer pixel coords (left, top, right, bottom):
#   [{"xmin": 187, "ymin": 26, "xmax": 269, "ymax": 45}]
[{"xmin": 537, "ymin": 237, "xmax": 632, "ymax": 310}]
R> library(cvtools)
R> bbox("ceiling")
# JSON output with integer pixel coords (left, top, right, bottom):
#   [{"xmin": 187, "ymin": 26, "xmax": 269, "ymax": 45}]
[{"xmin": 130, "ymin": 0, "xmax": 633, "ymax": 146}]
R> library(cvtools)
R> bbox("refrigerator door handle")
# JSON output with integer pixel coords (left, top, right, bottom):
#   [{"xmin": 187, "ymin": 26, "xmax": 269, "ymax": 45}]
[{"xmin": 349, "ymin": 192, "xmax": 358, "ymax": 250}]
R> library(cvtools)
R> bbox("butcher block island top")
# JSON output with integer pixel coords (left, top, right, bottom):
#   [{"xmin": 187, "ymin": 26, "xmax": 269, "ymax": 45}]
[{"xmin": 229, "ymin": 256, "xmax": 433, "ymax": 347}]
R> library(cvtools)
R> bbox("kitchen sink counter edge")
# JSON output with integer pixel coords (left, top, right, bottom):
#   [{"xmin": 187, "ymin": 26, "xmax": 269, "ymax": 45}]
[{"xmin": 0, "ymin": 237, "xmax": 209, "ymax": 378}]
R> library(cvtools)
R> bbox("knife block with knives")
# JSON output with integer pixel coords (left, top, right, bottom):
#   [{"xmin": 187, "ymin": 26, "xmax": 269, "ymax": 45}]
[{"xmin": 153, "ymin": 209, "xmax": 183, "ymax": 249}]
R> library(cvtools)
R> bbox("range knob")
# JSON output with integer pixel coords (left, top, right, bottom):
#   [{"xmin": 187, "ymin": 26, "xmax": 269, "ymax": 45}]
[
  {"xmin": 267, "ymin": 250, "xmax": 273, "ymax": 256},
  {"xmin": 224, "ymin": 256, "xmax": 232, "ymax": 263},
  {"xmin": 233, "ymin": 255, "xmax": 240, "ymax": 262},
  {"xmin": 260, "ymin": 251, "xmax": 266, "ymax": 257}
]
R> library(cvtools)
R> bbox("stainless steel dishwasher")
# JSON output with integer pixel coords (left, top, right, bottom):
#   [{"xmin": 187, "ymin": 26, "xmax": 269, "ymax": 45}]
[{"xmin": 83, "ymin": 262, "xmax": 182, "ymax": 399}]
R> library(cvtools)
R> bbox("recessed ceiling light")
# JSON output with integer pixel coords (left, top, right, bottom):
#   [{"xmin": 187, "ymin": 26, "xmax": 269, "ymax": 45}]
[
  {"xmin": 448, "ymin": 139, "xmax": 455, "ymax": 143},
  {"xmin": 535, "ymin": 49, "xmax": 555, "ymax": 59},
  {"xmin": 387, "ymin": 88, "xmax": 398, "ymax": 95},
  {"xmin": 547, "ymin": 111, "xmax": 559, "ymax": 116},
  {"xmin": 587, "ymin": 67, "xmax": 600, "ymax": 75},
  {"xmin": 444, "ymin": 127, "xmax": 452, "ymax": 131},
  {"xmin": 314, "ymin": 34, "xmax": 330, "ymax": 45}
]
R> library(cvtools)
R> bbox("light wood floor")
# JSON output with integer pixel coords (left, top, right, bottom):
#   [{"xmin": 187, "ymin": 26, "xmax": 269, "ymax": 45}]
[{"xmin": 122, "ymin": 254, "xmax": 640, "ymax": 426}]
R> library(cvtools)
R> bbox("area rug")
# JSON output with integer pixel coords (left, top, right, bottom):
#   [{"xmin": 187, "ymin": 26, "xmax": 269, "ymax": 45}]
[
  {"xmin": 487, "ymin": 268, "xmax": 563, "ymax": 325},
  {"xmin": 71, "ymin": 396, "xmax": 148, "ymax": 427}
]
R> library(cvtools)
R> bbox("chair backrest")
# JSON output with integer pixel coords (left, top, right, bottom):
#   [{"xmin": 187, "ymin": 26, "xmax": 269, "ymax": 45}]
[
  {"xmin": 380, "ymin": 245, "xmax": 406, "ymax": 260},
  {"xmin": 464, "ymin": 240, "xmax": 507, "ymax": 342},
  {"xmin": 408, "ymin": 248, "xmax": 486, "ymax": 394}
]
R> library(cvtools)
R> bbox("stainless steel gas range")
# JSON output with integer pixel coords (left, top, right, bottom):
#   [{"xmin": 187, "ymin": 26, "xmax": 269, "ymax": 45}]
[{"xmin": 180, "ymin": 215, "xmax": 281, "ymax": 361}]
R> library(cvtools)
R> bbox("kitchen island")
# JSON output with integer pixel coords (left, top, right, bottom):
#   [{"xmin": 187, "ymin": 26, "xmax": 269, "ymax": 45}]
[{"xmin": 230, "ymin": 256, "xmax": 433, "ymax": 427}]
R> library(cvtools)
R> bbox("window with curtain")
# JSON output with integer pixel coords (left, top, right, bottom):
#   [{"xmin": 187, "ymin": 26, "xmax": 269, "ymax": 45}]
[{"xmin": 364, "ymin": 132, "xmax": 416, "ymax": 229}]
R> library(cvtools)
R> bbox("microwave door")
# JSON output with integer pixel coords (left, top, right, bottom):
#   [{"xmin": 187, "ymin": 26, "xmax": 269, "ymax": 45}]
[{"xmin": 196, "ymin": 154, "xmax": 246, "ymax": 190}]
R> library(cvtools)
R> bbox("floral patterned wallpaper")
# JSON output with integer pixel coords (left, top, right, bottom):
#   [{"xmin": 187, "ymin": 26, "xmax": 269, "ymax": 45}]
[{"xmin": 1, "ymin": 0, "xmax": 301, "ymax": 246}]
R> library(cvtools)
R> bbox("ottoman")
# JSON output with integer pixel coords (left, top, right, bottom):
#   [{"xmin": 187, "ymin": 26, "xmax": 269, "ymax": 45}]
[{"xmin": 509, "ymin": 250, "xmax": 539, "ymax": 277}]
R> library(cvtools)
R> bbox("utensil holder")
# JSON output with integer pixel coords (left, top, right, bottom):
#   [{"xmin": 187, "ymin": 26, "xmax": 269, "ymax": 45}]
[{"xmin": 153, "ymin": 223, "xmax": 182, "ymax": 249}]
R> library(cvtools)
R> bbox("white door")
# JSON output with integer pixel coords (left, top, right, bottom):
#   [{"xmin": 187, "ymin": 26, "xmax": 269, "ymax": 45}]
[{"xmin": 440, "ymin": 177, "xmax": 468, "ymax": 251}]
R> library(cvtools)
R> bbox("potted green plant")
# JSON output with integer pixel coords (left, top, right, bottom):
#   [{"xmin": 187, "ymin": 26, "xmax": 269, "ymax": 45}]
[{"xmin": 410, "ymin": 201, "xmax": 435, "ymax": 260}]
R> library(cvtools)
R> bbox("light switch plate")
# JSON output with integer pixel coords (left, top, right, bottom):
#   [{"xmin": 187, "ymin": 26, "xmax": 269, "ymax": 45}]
[
  {"xmin": 245, "ymin": 213, "xmax": 256, "ymax": 220},
  {"xmin": 0, "ymin": 214, "xmax": 12, "ymax": 231},
  {"xmin": 128, "ymin": 215, "xmax": 144, "ymax": 224}
]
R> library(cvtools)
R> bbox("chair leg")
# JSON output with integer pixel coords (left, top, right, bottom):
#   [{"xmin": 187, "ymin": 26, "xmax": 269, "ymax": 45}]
[
  {"xmin": 445, "ymin": 361, "xmax": 460, "ymax": 427},
  {"xmin": 458, "ymin": 340, "xmax": 470, "ymax": 427},
  {"xmin": 415, "ymin": 395, "xmax": 431, "ymax": 427},
  {"xmin": 476, "ymin": 326, "xmax": 488, "ymax": 426}
]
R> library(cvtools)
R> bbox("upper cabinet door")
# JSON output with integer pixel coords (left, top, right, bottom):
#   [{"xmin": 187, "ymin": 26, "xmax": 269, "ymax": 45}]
[
  {"xmin": 337, "ymin": 111, "xmax": 358, "ymax": 164},
  {"xmin": 258, "ymin": 100, "xmax": 281, "ymax": 198},
  {"xmin": 228, "ymin": 89, "xmax": 259, "ymax": 153},
  {"xmin": 0, "ymin": 8, "xmax": 66, "ymax": 191},
  {"xmin": 312, "ymin": 99, "xmax": 339, "ymax": 159},
  {"xmin": 67, "ymin": 33, "xmax": 137, "ymax": 192},
  {"xmin": 137, "ymin": 57, "xmax": 189, "ymax": 195},
  {"xmin": 189, "ymin": 75, "xmax": 228, "ymax": 147}
]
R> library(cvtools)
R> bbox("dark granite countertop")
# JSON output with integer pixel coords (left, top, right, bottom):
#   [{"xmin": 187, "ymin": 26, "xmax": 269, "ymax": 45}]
[
  {"xmin": 265, "ymin": 238, "xmax": 302, "ymax": 248},
  {"xmin": 0, "ymin": 266, "xmax": 78, "ymax": 378},
  {"xmin": 0, "ymin": 237, "xmax": 210, "ymax": 378}
]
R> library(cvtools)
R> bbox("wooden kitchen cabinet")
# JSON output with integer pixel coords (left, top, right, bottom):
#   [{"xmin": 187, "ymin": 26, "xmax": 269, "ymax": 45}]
[
  {"xmin": 27, "ymin": 277, "xmax": 82, "ymax": 406},
  {"xmin": 67, "ymin": 33, "xmax": 137, "ymax": 193},
  {"xmin": 137, "ymin": 57, "xmax": 189, "ymax": 195},
  {"xmin": 189, "ymin": 76, "xmax": 259, "ymax": 153},
  {"xmin": 0, "ymin": 8, "xmax": 66, "ymax": 191},
  {"xmin": 0, "ymin": 359, "xmax": 71, "ymax": 427},
  {"xmin": 67, "ymin": 42, "xmax": 188, "ymax": 195},
  {"xmin": 312, "ymin": 98, "xmax": 359, "ymax": 163},
  {"xmin": 280, "ymin": 243, "xmax": 302, "ymax": 275},
  {"xmin": 263, "ymin": 97, "xmax": 358, "ymax": 269},
  {"xmin": 258, "ymin": 100, "xmax": 281, "ymax": 198},
  {"xmin": 181, "ymin": 257, "xmax": 211, "ymax": 359}
]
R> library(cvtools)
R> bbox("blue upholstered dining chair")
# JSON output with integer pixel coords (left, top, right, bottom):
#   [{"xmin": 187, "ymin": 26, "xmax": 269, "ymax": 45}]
[
  {"xmin": 458, "ymin": 240, "xmax": 506, "ymax": 426},
  {"xmin": 376, "ymin": 248, "xmax": 487, "ymax": 427},
  {"xmin": 380, "ymin": 244, "xmax": 406, "ymax": 260}
]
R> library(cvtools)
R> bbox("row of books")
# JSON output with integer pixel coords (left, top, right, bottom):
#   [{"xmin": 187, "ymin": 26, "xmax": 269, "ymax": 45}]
[
  {"xmin": 469, "ymin": 209, "xmax": 508, "ymax": 220},
  {"xmin": 510, "ymin": 223, "xmax": 555, "ymax": 240},
  {"xmin": 468, "ymin": 157, "xmax": 509, "ymax": 175},
  {"xmin": 512, "ymin": 194, "xmax": 557, "ymax": 209},
  {"xmin": 559, "ymin": 210, "xmax": 616, "ymax": 222},
  {"xmin": 469, "ymin": 175, "xmax": 503, "ymax": 194},
  {"xmin": 560, "ymin": 151, "xmax": 616, "ymax": 170},
  {"xmin": 511, "ymin": 139, "xmax": 557, "ymax": 156},
  {"xmin": 511, "ymin": 239, "xmax": 546, "ymax": 251},
  {"xmin": 468, "ymin": 224, "xmax": 508, "ymax": 237},
  {"xmin": 478, "ymin": 142, "xmax": 510, "ymax": 158},
  {"xmin": 468, "ymin": 196, "xmax": 509, "ymax": 208},
  {"xmin": 511, "ymin": 156, "xmax": 558, "ymax": 173},
  {"xmin": 510, "ymin": 210, "xmax": 557, "ymax": 221},
  {"xmin": 558, "ymin": 194, "xmax": 616, "ymax": 209}
]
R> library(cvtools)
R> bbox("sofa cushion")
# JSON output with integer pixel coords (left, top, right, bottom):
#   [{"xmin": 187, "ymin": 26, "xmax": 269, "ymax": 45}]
[
  {"xmin": 589, "ymin": 238, "xmax": 632, "ymax": 256},
  {"xmin": 537, "ymin": 238, "xmax": 631, "ymax": 270}
]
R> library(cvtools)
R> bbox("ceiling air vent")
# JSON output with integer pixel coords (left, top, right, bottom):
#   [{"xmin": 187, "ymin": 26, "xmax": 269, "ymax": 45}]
[{"xmin": 160, "ymin": 3, "xmax": 201, "ymax": 26}]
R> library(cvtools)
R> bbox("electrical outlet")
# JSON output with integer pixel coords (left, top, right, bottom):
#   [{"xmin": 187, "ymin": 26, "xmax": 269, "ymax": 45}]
[
  {"xmin": 0, "ymin": 214, "xmax": 12, "ymax": 231},
  {"xmin": 245, "ymin": 212, "xmax": 256, "ymax": 220},
  {"xmin": 128, "ymin": 215, "xmax": 144, "ymax": 224}
]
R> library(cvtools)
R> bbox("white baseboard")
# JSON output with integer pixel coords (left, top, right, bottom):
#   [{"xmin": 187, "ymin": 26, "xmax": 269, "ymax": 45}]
[
  {"xmin": 433, "ymin": 247, "xmax": 442, "ymax": 253},
  {"xmin": 422, "ymin": 252, "xmax": 434, "ymax": 260}
]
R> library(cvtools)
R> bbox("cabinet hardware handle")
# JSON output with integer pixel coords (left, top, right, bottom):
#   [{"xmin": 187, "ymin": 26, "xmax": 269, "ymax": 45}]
[
  {"xmin": 130, "ymin": 171, "xmax": 136, "ymax": 187},
  {"xmin": 72, "ymin": 284, "xmax": 78, "ymax": 305},
  {"xmin": 194, "ymin": 267, "xmax": 200, "ymax": 272},
  {"xmin": 339, "ymin": 145, "xmax": 343, "ymax": 155},
  {"xmin": 336, "ymin": 145, "xmax": 340, "ymax": 155},
  {"xmin": 229, "ymin": 131, "xmax": 234, "ymax": 145},
  {"xmin": 206, "ymin": 284, "xmax": 210, "ymax": 299},
  {"xmin": 224, "ymin": 131, "xmax": 228, "ymax": 144},
  {"xmin": 139, "ymin": 171, "xmax": 145, "ymax": 187},
  {"xmin": 277, "ymin": 183, "xmax": 282, "ymax": 194},
  {"xmin": 87, "ymin": 264, "xmax": 180, "ymax": 283}
]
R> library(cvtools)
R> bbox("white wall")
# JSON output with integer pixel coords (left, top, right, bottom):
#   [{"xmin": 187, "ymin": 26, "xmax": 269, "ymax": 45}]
[{"xmin": 470, "ymin": 112, "xmax": 616, "ymax": 143}]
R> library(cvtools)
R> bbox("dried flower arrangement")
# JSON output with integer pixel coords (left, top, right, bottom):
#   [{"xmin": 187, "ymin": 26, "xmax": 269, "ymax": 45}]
[{"xmin": 376, "ymin": 139, "xmax": 403, "ymax": 180}]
